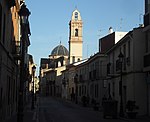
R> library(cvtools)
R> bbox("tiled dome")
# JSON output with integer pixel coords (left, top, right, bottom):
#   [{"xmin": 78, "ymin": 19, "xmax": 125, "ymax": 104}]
[{"xmin": 51, "ymin": 44, "xmax": 69, "ymax": 56}]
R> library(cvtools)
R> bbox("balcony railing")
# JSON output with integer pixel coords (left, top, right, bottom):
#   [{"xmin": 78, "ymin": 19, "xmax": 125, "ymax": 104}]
[{"xmin": 12, "ymin": 41, "xmax": 21, "ymax": 59}]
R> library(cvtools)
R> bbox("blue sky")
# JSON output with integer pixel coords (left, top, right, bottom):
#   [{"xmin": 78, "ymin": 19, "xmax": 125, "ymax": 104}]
[{"xmin": 26, "ymin": 0, "xmax": 144, "ymax": 68}]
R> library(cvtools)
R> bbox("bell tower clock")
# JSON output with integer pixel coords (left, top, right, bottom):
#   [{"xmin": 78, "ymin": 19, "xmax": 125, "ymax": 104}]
[{"xmin": 69, "ymin": 9, "xmax": 83, "ymax": 64}]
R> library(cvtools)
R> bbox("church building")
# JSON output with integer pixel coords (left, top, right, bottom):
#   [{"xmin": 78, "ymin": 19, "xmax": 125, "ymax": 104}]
[
  {"xmin": 69, "ymin": 9, "xmax": 83, "ymax": 64},
  {"xmin": 40, "ymin": 9, "xmax": 83, "ymax": 96}
]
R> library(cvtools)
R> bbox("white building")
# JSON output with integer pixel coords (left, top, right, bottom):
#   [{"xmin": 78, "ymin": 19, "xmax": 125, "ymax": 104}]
[
  {"xmin": 106, "ymin": 27, "xmax": 147, "ymax": 116},
  {"xmin": 99, "ymin": 28, "xmax": 127, "ymax": 53}
]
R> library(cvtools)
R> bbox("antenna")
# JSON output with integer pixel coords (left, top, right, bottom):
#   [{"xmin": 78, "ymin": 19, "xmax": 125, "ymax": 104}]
[
  {"xmin": 75, "ymin": 5, "xmax": 77, "ymax": 9},
  {"xmin": 97, "ymin": 29, "xmax": 104, "ymax": 37},
  {"xmin": 59, "ymin": 36, "xmax": 62, "ymax": 45},
  {"xmin": 139, "ymin": 13, "xmax": 143, "ymax": 25},
  {"xmin": 120, "ymin": 18, "xmax": 123, "ymax": 31},
  {"xmin": 87, "ymin": 44, "xmax": 88, "ymax": 58}
]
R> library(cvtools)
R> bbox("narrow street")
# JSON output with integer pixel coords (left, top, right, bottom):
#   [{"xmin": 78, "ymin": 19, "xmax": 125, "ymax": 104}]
[{"xmin": 37, "ymin": 96, "xmax": 125, "ymax": 122}]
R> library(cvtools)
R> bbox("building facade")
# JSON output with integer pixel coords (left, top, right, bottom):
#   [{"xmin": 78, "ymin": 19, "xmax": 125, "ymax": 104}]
[
  {"xmin": 40, "ymin": 43, "xmax": 69, "ymax": 97},
  {"xmin": 0, "ymin": 0, "xmax": 19, "ymax": 121},
  {"xmin": 74, "ymin": 53, "xmax": 107, "ymax": 105},
  {"xmin": 143, "ymin": 0, "xmax": 150, "ymax": 116},
  {"xmin": 0, "ymin": 0, "xmax": 32, "ymax": 121},
  {"xmin": 106, "ymin": 27, "xmax": 147, "ymax": 116}
]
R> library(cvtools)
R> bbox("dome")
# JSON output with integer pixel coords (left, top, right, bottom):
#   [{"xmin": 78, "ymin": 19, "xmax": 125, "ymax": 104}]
[{"xmin": 51, "ymin": 44, "xmax": 69, "ymax": 56}]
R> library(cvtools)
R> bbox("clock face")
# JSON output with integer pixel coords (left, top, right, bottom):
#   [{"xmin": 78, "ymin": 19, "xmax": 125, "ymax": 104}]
[{"xmin": 75, "ymin": 12, "xmax": 78, "ymax": 20}]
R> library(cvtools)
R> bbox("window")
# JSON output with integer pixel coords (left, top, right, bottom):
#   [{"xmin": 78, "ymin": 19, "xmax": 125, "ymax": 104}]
[
  {"xmin": 75, "ymin": 29, "xmax": 78, "ymax": 36},
  {"xmin": 79, "ymin": 86, "xmax": 81, "ymax": 96},
  {"xmin": 72, "ymin": 56, "xmax": 75, "ymax": 63},
  {"xmin": 3, "ymin": 14, "xmax": 6, "ymax": 44},
  {"xmin": 0, "ymin": 56, "xmax": 1, "ymax": 83},
  {"xmin": 75, "ymin": 12, "xmax": 78, "ymax": 20},
  {"xmin": 145, "ymin": 0, "xmax": 150, "ymax": 13},
  {"xmin": 95, "ymin": 84, "xmax": 98, "ymax": 98},
  {"xmin": 0, "ymin": 88, "xmax": 2, "ymax": 109},
  {"xmin": 112, "ymin": 82, "xmax": 115, "ymax": 97},
  {"xmin": 128, "ymin": 41, "xmax": 131, "ymax": 57},
  {"xmin": 146, "ymin": 33, "xmax": 148, "ymax": 53},
  {"xmin": 0, "ymin": 5, "xmax": 2, "ymax": 41},
  {"xmin": 82, "ymin": 85, "xmax": 84, "ymax": 95},
  {"xmin": 107, "ymin": 63, "xmax": 111, "ymax": 74},
  {"xmin": 7, "ymin": 76, "xmax": 11, "ymax": 105},
  {"xmin": 123, "ymin": 44, "xmax": 126, "ymax": 70},
  {"xmin": 58, "ymin": 61, "xmax": 61, "ymax": 67}
]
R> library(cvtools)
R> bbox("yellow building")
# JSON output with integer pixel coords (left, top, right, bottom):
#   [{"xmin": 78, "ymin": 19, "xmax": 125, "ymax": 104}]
[
  {"xmin": 40, "ymin": 43, "xmax": 69, "ymax": 96},
  {"xmin": 0, "ymin": 0, "xmax": 32, "ymax": 121},
  {"xmin": 0, "ymin": 0, "xmax": 18, "ymax": 121}
]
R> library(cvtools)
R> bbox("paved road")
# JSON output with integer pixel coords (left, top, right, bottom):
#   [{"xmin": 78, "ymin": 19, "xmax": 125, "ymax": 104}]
[
  {"xmin": 6, "ymin": 96, "xmax": 150, "ymax": 122},
  {"xmin": 38, "ymin": 96, "xmax": 126, "ymax": 122}
]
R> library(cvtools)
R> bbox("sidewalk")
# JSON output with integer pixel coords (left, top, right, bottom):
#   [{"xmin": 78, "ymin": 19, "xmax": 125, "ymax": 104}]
[
  {"xmin": 6, "ymin": 99, "xmax": 39, "ymax": 122},
  {"xmin": 119, "ymin": 115, "xmax": 150, "ymax": 122},
  {"xmin": 55, "ymin": 96, "xmax": 150, "ymax": 122}
]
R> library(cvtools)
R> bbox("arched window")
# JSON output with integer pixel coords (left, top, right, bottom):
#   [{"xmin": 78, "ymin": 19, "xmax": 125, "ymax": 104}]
[
  {"xmin": 58, "ymin": 61, "xmax": 61, "ymax": 67},
  {"xmin": 72, "ymin": 56, "xmax": 75, "ymax": 63},
  {"xmin": 75, "ymin": 12, "xmax": 78, "ymax": 20},
  {"xmin": 75, "ymin": 29, "xmax": 78, "ymax": 36}
]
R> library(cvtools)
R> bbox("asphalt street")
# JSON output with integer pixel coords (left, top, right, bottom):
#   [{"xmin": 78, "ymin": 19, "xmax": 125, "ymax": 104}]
[
  {"xmin": 6, "ymin": 96, "xmax": 150, "ymax": 122},
  {"xmin": 38, "ymin": 96, "xmax": 126, "ymax": 122}
]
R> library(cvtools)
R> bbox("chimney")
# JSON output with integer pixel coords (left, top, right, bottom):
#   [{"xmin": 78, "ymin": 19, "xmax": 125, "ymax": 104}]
[{"xmin": 109, "ymin": 27, "xmax": 113, "ymax": 34}]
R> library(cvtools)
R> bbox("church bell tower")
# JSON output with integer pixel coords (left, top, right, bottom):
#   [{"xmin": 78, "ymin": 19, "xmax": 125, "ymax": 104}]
[{"xmin": 69, "ymin": 9, "xmax": 83, "ymax": 64}]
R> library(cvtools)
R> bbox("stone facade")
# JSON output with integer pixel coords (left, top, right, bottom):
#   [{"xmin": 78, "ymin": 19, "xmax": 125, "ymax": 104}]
[
  {"xmin": 0, "ymin": 0, "xmax": 19, "ymax": 121},
  {"xmin": 0, "ymin": 0, "xmax": 32, "ymax": 121}
]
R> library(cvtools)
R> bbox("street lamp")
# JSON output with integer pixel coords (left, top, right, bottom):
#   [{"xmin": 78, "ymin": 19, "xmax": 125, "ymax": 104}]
[
  {"xmin": 31, "ymin": 65, "xmax": 36, "ymax": 110},
  {"xmin": 74, "ymin": 74, "xmax": 78, "ymax": 104},
  {"xmin": 118, "ymin": 51, "xmax": 124, "ymax": 117},
  {"xmin": 18, "ymin": 4, "xmax": 31, "ymax": 25},
  {"xmin": 17, "ymin": 3, "xmax": 31, "ymax": 122},
  {"xmin": 62, "ymin": 77, "xmax": 68, "ymax": 99}
]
